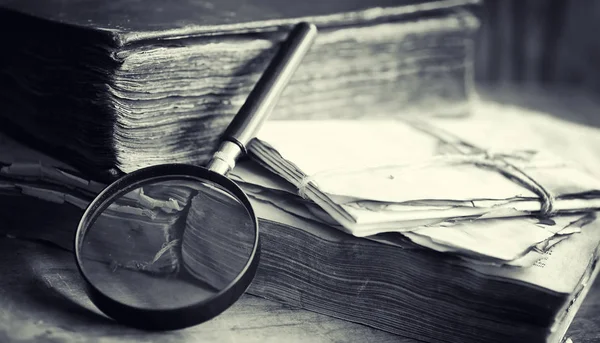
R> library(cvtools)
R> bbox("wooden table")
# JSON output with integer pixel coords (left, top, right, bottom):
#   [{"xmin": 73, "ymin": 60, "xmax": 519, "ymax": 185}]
[{"xmin": 2, "ymin": 86, "xmax": 600, "ymax": 343}]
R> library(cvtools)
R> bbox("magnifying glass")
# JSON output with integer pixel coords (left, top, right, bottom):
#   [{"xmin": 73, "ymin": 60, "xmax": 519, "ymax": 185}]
[{"xmin": 74, "ymin": 22, "xmax": 317, "ymax": 331}]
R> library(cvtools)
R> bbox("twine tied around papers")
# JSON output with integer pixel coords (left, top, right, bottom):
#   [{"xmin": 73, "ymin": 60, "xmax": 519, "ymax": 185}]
[{"xmin": 297, "ymin": 119, "xmax": 557, "ymax": 218}]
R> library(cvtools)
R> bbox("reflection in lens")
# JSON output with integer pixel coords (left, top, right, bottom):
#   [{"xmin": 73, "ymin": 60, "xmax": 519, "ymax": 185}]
[
  {"xmin": 181, "ymin": 182, "xmax": 255, "ymax": 291},
  {"xmin": 78, "ymin": 178, "xmax": 256, "ymax": 310}
]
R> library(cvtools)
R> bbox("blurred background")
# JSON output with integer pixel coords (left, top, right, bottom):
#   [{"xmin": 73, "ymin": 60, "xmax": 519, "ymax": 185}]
[
  {"xmin": 475, "ymin": 0, "xmax": 600, "ymax": 92},
  {"xmin": 472, "ymin": 0, "xmax": 600, "ymax": 127}
]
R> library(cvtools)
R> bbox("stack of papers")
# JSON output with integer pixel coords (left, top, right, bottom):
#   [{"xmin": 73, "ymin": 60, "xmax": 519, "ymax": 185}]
[{"xmin": 236, "ymin": 102, "xmax": 600, "ymax": 266}]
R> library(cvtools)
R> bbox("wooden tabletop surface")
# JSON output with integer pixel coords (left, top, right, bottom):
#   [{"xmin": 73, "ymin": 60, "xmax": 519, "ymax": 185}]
[{"xmin": 2, "ymin": 86, "xmax": 600, "ymax": 343}]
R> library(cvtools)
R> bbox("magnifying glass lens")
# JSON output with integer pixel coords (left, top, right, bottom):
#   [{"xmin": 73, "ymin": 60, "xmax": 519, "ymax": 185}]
[
  {"xmin": 73, "ymin": 22, "xmax": 316, "ymax": 330},
  {"xmin": 77, "ymin": 177, "xmax": 256, "ymax": 311}
]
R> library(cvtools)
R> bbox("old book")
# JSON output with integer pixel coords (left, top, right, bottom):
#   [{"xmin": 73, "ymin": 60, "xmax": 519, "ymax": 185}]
[
  {"xmin": 0, "ymin": 159, "xmax": 598, "ymax": 343},
  {"xmin": 0, "ymin": 0, "xmax": 479, "ymax": 180},
  {"xmin": 2, "ymin": 102, "xmax": 600, "ymax": 343}
]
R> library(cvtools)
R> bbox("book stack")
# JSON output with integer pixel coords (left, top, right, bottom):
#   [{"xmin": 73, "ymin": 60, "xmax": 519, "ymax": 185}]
[{"xmin": 3, "ymin": 0, "xmax": 599, "ymax": 343}]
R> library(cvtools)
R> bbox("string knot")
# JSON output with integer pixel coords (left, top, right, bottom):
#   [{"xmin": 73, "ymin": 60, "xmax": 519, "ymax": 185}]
[{"xmin": 475, "ymin": 152, "xmax": 556, "ymax": 217}]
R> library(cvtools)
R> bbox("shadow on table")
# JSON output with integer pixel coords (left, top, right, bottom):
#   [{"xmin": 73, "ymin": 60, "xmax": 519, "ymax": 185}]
[
  {"xmin": 0, "ymin": 193, "xmax": 196, "ymax": 341},
  {"xmin": 0, "ymin": 194, "xmax": 123, "ymax": 337},
  {"xmin": 2, "ymin": 237, "xmax": 116, "ymax": 327}
]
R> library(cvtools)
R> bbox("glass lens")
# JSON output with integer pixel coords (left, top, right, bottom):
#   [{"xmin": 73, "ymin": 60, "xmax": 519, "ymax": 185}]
[{"xmin": 77, "ymin": 177, "xmax": 256, "ymax": 310}]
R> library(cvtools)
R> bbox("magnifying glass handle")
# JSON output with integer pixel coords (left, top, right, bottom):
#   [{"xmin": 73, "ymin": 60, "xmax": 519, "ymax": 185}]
[{"xmin": 207, "ymin": 22, "xmax": 318, "ymax": 175}]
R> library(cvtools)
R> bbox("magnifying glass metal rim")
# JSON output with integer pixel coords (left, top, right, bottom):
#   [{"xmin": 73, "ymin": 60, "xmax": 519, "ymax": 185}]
[{"xmin": 74, "ymin": 163, "xmax": 261, "ymax": 331}]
